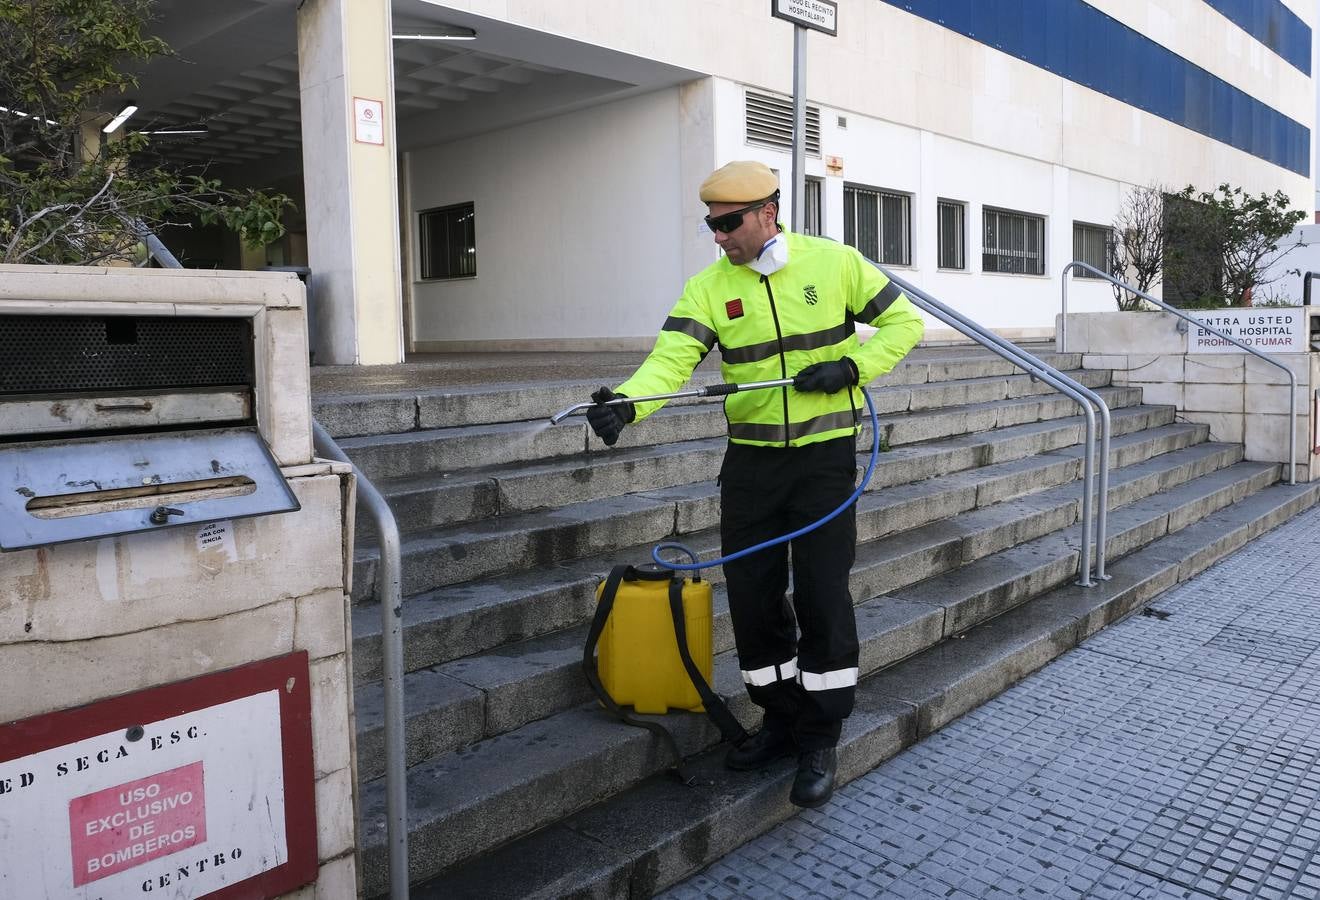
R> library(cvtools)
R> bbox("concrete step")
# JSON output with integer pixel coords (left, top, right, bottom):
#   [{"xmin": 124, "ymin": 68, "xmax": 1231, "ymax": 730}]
[
  {"xmin": 313, "ymin": 351, "xmax": 1088, "ymax": 438},
  {"xmin": 348, "ymin": 386, "xmax": 1147, "ymax": 600},
  {"xmin": 349, "ymin": 367, "xmax": 1114, "ymax": 539},
  {"xmin": 349, "ymin": 412, "xmax": 1196, "ymax": 680},
  {"xmin": 417, "ymin": 477, "xmax": 1320, "ymax": 900},
  {"xmin": 350, "ymin": 435, "xmax": 1239, "ymax": 780},
  {"xmin": 335, "ymin": 367, "xmax": 1114, "ymax": 486},
  {"xmin": 356, "ymin": 461, "xmax": 1314, "ymax": 895}
]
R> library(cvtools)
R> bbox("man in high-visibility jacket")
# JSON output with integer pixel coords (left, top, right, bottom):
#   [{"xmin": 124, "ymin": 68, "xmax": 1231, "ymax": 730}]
[{"xmin": 588, "ymin": 161, "xmax": 924, "ymax": 808}]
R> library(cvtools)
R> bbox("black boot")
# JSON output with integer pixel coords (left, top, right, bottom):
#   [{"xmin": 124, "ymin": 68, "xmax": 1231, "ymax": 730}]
[
  {"xmin": 725, "ymin": 728, "xmax": 795, "ymax": 771},
  {"xmin": 790, "ymin": 748, "xmax": 837, "ymax": 808}
]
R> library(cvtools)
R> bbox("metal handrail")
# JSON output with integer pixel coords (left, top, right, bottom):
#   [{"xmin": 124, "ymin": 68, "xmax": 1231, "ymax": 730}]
[
  {"xmin": 135, "ymin": 220, "xmax": 183, "ymax": 268},
  {"xmin": 876, "ymin": 262, "xmax": 1112, "ymax": 585},
  {"xmin": 146, "ymin": 234, "xmax": 410, "ymax": 894},
  {"xmin": 313, "ymin": 421, "xmax": 409, "ymax": 900},
  {"xmin": 1061, "ymin": 261, "xmax": 1296, "ymax": 486}
]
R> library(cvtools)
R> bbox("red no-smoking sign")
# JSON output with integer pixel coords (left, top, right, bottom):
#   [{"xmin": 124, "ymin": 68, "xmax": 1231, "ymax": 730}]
[{"xmin": 0, "ymin": 653, "xmax": 316, "ymax": 899}]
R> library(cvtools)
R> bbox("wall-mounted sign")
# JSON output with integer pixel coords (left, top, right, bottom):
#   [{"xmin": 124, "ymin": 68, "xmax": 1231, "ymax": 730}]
[
  {"xmin": 825, "ymin": 155, "xmax": 843, "ymax": 176},
  {"xmin": 771, "ymin": 0, "xmax": 838, "ymax": 35},
  {"xmin": 0, "ymin": 652, "xmax": 317, "ymax": 899},
  {"xmin": 1187, "ymin": 308, "xmax": 1307, "ymax": 354},
  {"xmin": 354, "ymin": 97, "xmax": 385, "ymax": 145}
]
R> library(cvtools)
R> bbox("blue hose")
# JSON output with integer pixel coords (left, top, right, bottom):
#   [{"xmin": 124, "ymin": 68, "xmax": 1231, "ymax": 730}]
[{"xmin": 653, "ymin": 387, "xmax": 881, "ymax": 572}]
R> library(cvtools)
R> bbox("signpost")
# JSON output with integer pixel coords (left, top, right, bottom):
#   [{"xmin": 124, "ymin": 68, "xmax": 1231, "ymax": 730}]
[{"xmin": 770, "ymin": 0, "xmax": 837, "ymax": 233}]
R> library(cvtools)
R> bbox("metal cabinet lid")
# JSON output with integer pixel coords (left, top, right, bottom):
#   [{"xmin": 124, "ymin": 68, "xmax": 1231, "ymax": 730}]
[{"xmin": 0, "ymin": 427, "xmax": 301, "ymax": 551}]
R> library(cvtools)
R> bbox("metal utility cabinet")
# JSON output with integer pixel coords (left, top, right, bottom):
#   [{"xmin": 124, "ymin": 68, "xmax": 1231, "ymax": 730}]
[{"xmin": 0, "ymin": 265, "xmax": 358, "ymax": 899}]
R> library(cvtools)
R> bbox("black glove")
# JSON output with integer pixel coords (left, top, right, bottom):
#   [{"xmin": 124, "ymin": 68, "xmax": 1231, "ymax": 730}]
[
  {"xmin": 793, "ymin": 357, "xmax": 859, "ymax": 394},
  {"xmin": 586, "ymin": 387, "xmax": 635, "ymax": 446}
]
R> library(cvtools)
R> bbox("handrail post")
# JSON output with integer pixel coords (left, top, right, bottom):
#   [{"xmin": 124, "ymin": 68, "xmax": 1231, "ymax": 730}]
[
  {"xmin": 312, "ymin": 420, "xmax": 410, "ymax": 900},
  {"xmin": 1063, "ymin": 260, "xmax": 1297, "ymax": 486},
  {"xmin": 878, "ymin": 264, "xmax": 1110, "ymax": 585},
  {"xmin": 1059, "ymin": 270, "xmax": 1069, "ymax": 353}
]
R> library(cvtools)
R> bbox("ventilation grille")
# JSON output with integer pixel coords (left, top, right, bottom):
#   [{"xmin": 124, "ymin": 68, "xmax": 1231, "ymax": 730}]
[
  {"xmin": 745, "ymin": 89, "xmax": 821, "ymax": 154},
  {"xmin": 0, "ymin": 315, "xmax": 253, "ymax": 395}
]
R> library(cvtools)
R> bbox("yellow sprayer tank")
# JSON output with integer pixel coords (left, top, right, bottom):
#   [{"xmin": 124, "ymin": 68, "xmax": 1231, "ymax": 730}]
[{"xmin": 596, "ymin": 565, "xmax": 713, "ymax": 714}]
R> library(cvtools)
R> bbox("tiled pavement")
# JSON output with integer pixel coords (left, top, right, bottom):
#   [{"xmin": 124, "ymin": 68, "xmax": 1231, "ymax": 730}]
[{"xmin": 662, "ymin": 503, "xmax": 1320, "ymax": 899}]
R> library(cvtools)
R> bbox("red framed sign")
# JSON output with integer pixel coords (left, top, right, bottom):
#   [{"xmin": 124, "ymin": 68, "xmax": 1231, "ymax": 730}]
[{"xmin": 0, "ymin": 652, "xmax": 317, "ymax": 899}]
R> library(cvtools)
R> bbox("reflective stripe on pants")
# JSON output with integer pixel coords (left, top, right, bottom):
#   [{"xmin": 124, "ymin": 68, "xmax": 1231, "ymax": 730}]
[
  {"xmin": 798, "ymin": 667, "xmax": 859, "ymax": 691},
  {"xmin": 741, "ymin": 657, "xmax": 799, "ymax": 687}
]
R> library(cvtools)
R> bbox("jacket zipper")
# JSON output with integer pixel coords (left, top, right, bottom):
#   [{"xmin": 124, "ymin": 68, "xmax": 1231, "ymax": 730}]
[{"xmin": 761, "ymin": 274, "xmax": 791, "ymax": 448}]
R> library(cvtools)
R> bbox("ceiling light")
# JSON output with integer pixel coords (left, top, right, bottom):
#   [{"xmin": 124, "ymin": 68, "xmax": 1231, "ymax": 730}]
[
  {"xmin": 392, "ymin": 26, "xmax": 476, "ymax": 41},
  {"xmin": 139, "ymin": 127, "xmax": 209, "ymax": 136},
  {"xmin": 103, "ymin": 104, "xmax": 139, "ymax": 134},
  {"xmin": 0, "ymin": 105, "xmax": 57, "ymax": 126}
]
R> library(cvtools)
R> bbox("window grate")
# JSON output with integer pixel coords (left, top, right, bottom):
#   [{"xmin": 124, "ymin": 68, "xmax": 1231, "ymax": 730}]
[
  {"xmin": 938, "ymin": 200, "xmax": 966, "ymax": 270},
  {"xmin": 420, "ymin": 202, "xmax": 476, "ymax": 280},
  {"xmin": 1073, "ymin": 222, "xmax": 1113, "ymax": 278},
  {"xmin": 804, "ymin": 178, "xmax": 823, "ymax": 236},
  {"xmin": 844, "ymin": 185, "xmax": 910, "ymax": 265},
  {"xmin": 745, "ymin": 90, "xmax": 821, "ymax": 154},
  {"xmin": 983, "ymin": 207, "xmax": 1046, "ymax": 275}
]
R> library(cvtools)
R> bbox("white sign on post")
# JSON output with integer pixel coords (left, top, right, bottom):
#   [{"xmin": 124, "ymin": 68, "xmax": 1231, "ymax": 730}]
[
  {"xmin": 353, "ymin": 97, "xmax": 385, "ymax": 146},
  {"xmin": 1187, "ymin": 308, "xmax": 1307, "ymax": 353},
  {"xmin": 771, "ymin": 0, "xmax": 838, "ymax": 35}
]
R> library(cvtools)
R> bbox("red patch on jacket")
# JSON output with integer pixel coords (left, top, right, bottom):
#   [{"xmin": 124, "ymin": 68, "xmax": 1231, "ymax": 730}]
[{"xmin": 725, "ymin": 298, "xmax": 744, "ymax": 319}]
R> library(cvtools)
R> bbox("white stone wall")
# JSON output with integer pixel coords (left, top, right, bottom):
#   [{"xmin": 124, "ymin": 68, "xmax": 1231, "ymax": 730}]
[
  {"xmin": 0, "ymin": 267, "xmax": 356, "ymax": 897},
  {"xmin": 0, "ymin": 467, "xmax": 358, "ymax": 897},
  {"xmin": 0, "ymin": 265, "xmax": 314, "ymax": 467},
  {"xmin": 1066, "ymin": 310, "xmax": 1318, "ymax": 483}
]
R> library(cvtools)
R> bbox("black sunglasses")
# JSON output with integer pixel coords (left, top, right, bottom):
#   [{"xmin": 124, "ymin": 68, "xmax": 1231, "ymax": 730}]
[{"xmin": 705, "ymin": 201, "xmax": 768, "ymax": 235}]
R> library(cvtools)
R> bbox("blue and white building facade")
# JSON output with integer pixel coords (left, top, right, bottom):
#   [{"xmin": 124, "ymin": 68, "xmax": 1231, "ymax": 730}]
[
  {"xmin": 398, "ymin": 0, "xmax": 1315, "ymax": 349},
  {"xmin": 140, "ymin": 1, "xmax": 1314, "ymax": 357}
]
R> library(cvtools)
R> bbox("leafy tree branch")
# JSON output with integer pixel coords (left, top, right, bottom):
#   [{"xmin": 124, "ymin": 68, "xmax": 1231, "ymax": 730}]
[{"xmin": 0, "ymin": 0, "xmax": 291, "ymax": 265}]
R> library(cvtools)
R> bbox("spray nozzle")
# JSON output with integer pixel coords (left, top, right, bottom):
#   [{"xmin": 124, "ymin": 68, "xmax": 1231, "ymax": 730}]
[{"xmin": 547, "ymin": 377, "xmax": 794, "ymax": 425}]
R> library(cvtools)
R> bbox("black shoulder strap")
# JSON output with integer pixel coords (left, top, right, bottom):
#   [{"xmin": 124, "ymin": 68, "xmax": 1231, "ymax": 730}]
[
  {"xmin": 666, "ymin": 577, "xmax": 748, "ymax": 747},
  {"xmin": 583, "ymin": 565, "xmax": 693, "ymax": 783}
]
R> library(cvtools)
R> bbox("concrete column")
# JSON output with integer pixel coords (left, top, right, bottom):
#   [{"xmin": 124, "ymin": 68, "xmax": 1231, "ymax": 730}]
[
  {"xmin": 679, "ymin": 78, "xmax": 718, "ymax": 278},
  {"xmin": 297, "ymin": 0, "xmax": 404, "ymax": 365}
]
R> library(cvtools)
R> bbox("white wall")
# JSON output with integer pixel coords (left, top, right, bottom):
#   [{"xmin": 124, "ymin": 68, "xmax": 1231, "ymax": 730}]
[
  {"xmin": 709, "ymin": 77, "xmax": 1122, "ymax": 329},
  {"xmin": 407, "ymin": 88, "xmax": 688, "ymax": 347},
  {"xmin": 450, "ymin": 0, "xmax": 1311, "ymax": 204},
  {"xmin": 1260, "ymin": 223, "xmax": 1320, "ymax": 304},
  {"xmin": 403, "ymin": 0, "xmax": 1313, "ymax": 340}
]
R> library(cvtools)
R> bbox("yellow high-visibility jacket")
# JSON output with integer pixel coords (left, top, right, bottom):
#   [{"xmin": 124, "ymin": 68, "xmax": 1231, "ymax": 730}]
[{"xmin": 617, "ymin": 230, "xmax": 925, "ymax": 447}]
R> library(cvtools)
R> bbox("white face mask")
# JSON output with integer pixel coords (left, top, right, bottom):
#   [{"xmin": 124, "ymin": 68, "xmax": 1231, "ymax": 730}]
[{"xmin": 747, "ymin": 234, "xmax": 789, "ymax": 277}]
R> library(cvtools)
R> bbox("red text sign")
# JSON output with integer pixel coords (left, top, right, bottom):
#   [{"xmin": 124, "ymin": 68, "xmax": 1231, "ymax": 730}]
[{"xmin": 70, "ymin": 761, "xmax": 207, "ymax": 886}]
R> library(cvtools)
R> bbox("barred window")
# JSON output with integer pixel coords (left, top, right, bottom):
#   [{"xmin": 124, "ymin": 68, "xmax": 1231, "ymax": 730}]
[
  {"xmin": 1072, "ymin": 222, "xmax": 1113, "ymax": 278},
  {"xmin": 803, "ymin": 177, "xmax": 823, "ymax": 236},
  {"xmin": 983, "ymin": 207, "xmax": 1045, "ymax": 275},
  {"xmin": 937, "ymin": 200, "xmax": 966, "ymax": 270},
  {"xmin": 419, "ymin": 202, "xmax": 476, "ymax": 279},
  {"xmin": 844, "ymin": 185, "xmax": 911, "ymax": 266}
]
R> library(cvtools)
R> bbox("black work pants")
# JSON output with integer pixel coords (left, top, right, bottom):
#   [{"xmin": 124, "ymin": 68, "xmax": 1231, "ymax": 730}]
[{"xmin": 719, "ymin": 436, "xmax": 859, "ymax": 751}]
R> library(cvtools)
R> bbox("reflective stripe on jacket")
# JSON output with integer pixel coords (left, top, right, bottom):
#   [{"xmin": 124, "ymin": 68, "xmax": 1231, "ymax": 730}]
[{"xmin": 617, "ymin": 231, "xmax": 925, "ymax": 448}]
